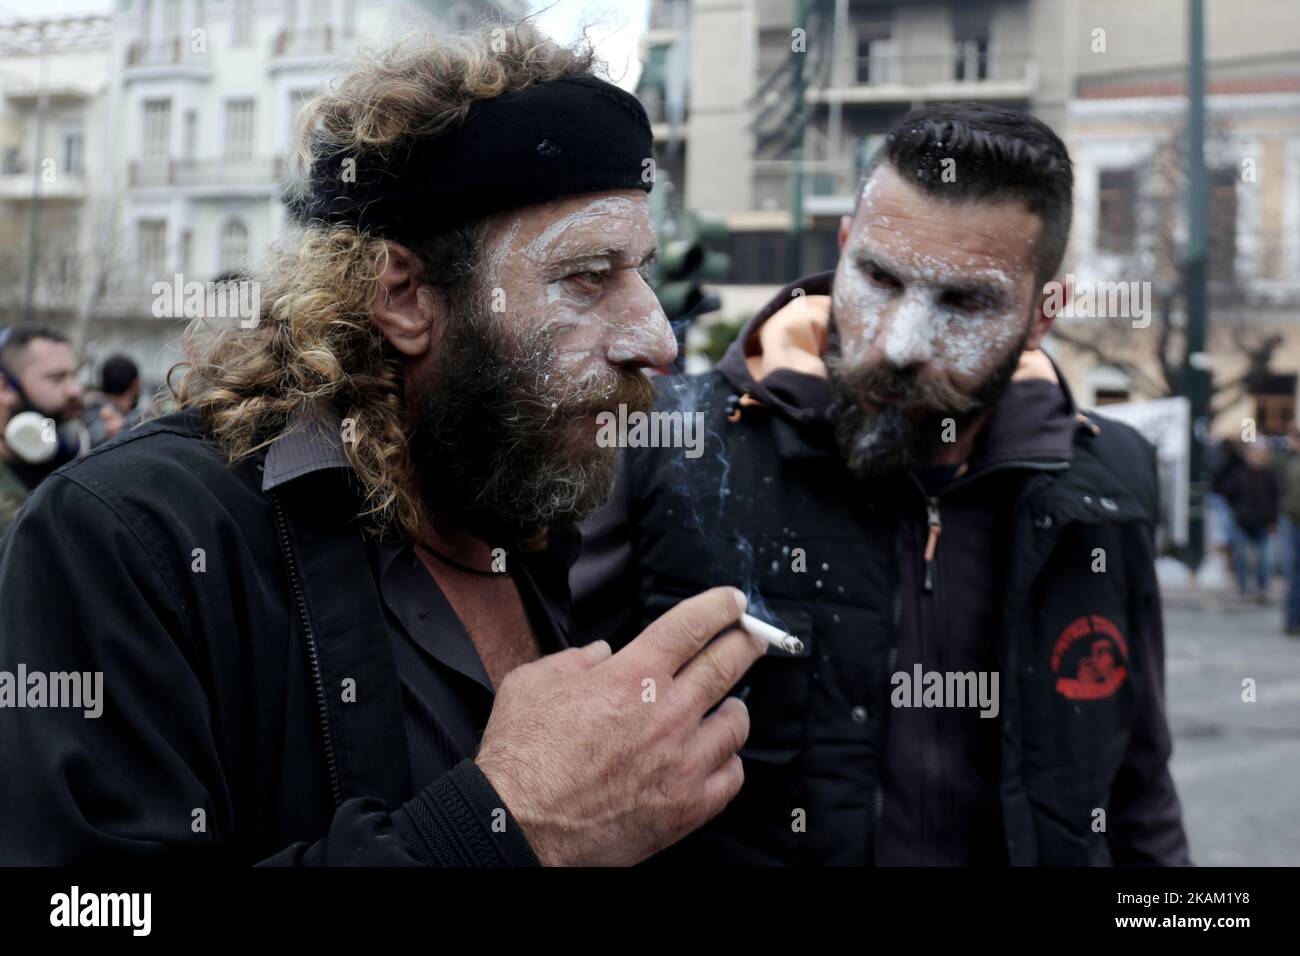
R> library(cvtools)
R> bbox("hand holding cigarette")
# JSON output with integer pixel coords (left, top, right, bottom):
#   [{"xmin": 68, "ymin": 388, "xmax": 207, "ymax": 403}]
[{"xmin": 475, "ymin": 586, "xmax": 765, "ymax": 866}]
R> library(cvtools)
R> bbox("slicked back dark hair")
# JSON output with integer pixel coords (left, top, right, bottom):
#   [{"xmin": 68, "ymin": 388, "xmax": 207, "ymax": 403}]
[{"xmin": 861, "ymin": 102, "xmax": 1074, "ymax": 289}]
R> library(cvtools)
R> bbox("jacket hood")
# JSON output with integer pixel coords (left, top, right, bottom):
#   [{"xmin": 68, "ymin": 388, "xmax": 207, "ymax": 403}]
[{"xmin": 714, "ymin": 271, "xmax": 1092, "ymax": 469}]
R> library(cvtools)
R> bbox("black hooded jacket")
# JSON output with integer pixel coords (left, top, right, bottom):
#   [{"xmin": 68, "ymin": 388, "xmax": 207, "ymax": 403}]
[{"xmin": 572, "ymin": 272, "xmax": 1190, "ymax": 866}]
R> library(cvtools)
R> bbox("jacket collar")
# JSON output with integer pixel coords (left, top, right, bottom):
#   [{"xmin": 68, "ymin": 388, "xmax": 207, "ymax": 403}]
[{"xmin": 262, "ymin": 413, "xmax": 350, "ymax": 492}]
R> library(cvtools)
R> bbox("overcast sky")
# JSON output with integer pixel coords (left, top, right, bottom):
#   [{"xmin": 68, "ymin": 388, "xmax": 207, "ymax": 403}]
[{"xmin": 0, "ymin": 0, "xmax": 647, "ymax": 88}]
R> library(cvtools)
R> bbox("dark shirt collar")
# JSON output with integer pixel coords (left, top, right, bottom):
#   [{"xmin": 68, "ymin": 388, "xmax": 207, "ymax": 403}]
[{"xmin": 261, "ymin": 413, "xmax": 350, "ymax": 493}]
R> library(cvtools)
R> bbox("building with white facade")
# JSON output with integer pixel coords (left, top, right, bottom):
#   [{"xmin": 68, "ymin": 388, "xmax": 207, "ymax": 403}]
[
  {"xmin": 0, "ymin": 13, "xmax": 113, "ymax": 340},
  {"xmin": 1, "ymin": 0, "xmax": 526, "ymax": 383}
]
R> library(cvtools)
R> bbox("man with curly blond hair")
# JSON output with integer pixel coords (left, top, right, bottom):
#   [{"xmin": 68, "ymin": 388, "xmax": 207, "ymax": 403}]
[{"xmin": 0, "ymin": 23, "xmax": 765, "ymax": 866}]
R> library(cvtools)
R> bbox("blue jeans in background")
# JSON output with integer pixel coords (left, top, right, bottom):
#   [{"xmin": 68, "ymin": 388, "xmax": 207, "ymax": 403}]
[
  {"xmin": 1287, "ymin": 522, "xmax": 1300, "ymax": 630},
  {"xmin": 1230, "ymin": 524, "xmax": 1270, "ymax": 594}
]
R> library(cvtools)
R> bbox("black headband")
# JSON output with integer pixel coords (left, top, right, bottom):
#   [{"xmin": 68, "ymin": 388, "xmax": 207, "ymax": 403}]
[{"xmin": 296, "ymin": 74, "xmax": 654, "ymax": 244}]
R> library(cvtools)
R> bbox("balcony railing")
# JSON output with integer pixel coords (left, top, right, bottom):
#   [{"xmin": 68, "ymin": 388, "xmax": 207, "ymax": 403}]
[
  {"xmin": 273, "ymin": 26, "xmax": 335, "ymax": 58},
  {"xmin": 849, "ymin": 51, "xmax": 1035, "ymax": 87},
  {"xmin": 129, "ymin": 157, "xmax": 284, "ymax": 188},
  {"xmin": 126, "ymin": 37, "xmax": 208, "ymax": 68},
  {"xmin": 0, "ymin": 157, "xmax": 84, "ymax": 177}
]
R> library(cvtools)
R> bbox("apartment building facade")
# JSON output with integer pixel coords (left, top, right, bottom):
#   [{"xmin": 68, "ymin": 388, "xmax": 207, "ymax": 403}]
[
  {"xmin": 638, "ymin": 0, "xmax": 1071, "ymax": 289},
  {"xmin": 0, "ymin": 14, "xmax": 113, "ymax": 339},
  {"xmin": 2, "ymin": 0, "xmax": 524, "ymax": 382},
  {"xmin": 1052, "ymin": 0, "xmax": 1300, "ymax": 433}
]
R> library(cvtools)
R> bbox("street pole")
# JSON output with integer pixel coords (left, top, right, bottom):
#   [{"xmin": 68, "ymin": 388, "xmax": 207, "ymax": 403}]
[
  {"xmin": 22, "ymin": 20, "xmax": 49, "ymax": 326},
  {"xmin": 1183, "ymin": 0, "xmax": 1210, "ymax": 573},
  {"xmin": 786, "ymin": 0, "xmax": 808, "ymax": 280}
]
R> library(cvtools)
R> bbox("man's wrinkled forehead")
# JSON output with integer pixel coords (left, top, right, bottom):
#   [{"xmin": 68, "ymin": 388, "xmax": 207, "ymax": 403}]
[
  {"xmin": 845, "ymin": 165, "xmax": 1040, "ymax": 291},
  {"xmin": 493, "ymin": 192, "xmax": 656, "ymax": 268}
]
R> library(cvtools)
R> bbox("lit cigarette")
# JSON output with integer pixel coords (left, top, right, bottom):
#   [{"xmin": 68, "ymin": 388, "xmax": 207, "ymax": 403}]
[{"xmin": 740, "ymin": 612, "xmax": 805, "ymax": 655}]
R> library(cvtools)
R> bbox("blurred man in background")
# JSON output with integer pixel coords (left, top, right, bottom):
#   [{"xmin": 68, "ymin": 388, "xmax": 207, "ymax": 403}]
[
  {"xmin": 83, "ymin": 353, "xmax": 143, "ymax": 447},
  {"xmin": 0, "ymin": 327, "xmax": 88, "ymax": 493},
  {"xmin": 1281, "ymin": 431, "xmax": 1300, "ymax": 635},
  {"xmin": 1220, "ymin": 443, "xmax": 1280, "ymax": 603},
  {"xmin": 0, "ymin": 370, "xmax": 26, "ymax": 536}
]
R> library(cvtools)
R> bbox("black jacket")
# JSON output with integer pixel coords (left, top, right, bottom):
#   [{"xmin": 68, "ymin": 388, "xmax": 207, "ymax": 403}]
[
  {"xmin": 1219, "ymin": 465, "xmax": 1279, "ymax": 535},
  {"xmin": 573, "ymin": 272, "xmax": 1190, "ymax": 866},
  {"xmin": 0, "ymin": 409, "xmax": 541, "ymax": 865}
]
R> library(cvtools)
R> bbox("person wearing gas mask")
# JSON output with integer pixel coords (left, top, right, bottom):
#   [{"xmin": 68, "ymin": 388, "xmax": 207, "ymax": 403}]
[
  {"xmin": 0, "ymin": 327, "xmax": 89, "ymax": 528},
  {"xmin": 0, "ymin": 370, "xmax": 27, "ymax": 536}
]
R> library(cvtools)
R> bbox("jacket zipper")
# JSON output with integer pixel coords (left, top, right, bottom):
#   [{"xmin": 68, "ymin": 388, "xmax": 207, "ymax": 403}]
[
  {"xmin": 882, "ymin": 458, "xmax": 1070, "ymax": 861},
  {"xmin": 871, "ymin": 526, "xmax": 903, "ymax": 864},
  {"xmin": 913, "ymin": 460, "xmax": 1069, "ymax": 595},
  {"xmin": 922, "ymin": 498, "xmax": 941, "ymax": 592},
  {"xmin": 272, "ymin": 495, "xmax": 344, "ymax": 809}
]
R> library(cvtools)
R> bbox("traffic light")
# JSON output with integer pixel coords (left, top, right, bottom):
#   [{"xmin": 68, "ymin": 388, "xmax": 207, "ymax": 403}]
[{"xmin": 654, "ymin": 211, "xmax": 731, "ymax": 323}]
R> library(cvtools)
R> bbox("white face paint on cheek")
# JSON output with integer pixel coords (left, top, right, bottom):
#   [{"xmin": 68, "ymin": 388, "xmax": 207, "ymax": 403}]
[
  {"xmin": 832, "ymin": 268, "xmax": 887, "ymax": 361},
  {"xmin": 551, "ymin": 318, "xmax": 608, "ymax": 386},
  {"xmin": 939, "ymin": 307, "xmax": 1024, "ymax": 377}
]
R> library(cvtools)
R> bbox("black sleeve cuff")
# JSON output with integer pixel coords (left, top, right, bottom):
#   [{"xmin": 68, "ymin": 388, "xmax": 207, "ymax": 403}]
[{"xmin": 391, "ymin": 758, "xmax": 541, "ymax": 867}]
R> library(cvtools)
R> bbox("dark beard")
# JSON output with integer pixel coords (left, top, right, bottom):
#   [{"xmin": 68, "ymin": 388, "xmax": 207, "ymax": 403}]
[
  {"xmin": 406, "ymin": 298, "xmax": 657, "ymax": 540},
  {"xmin": 826, "ymin": 320, "xmax": 1029, "ymax": 481}
]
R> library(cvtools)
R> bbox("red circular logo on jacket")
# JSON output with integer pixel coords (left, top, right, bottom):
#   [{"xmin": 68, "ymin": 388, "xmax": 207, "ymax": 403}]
[{"xmin": 1051, "ymin": 615, "xmax": 1129, "ymax": 700}]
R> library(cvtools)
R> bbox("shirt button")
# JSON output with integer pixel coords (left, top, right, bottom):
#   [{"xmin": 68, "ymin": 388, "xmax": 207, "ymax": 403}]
[{"xmin": 851, "ymin": 705, "xmax": 868, "ymax": 724}]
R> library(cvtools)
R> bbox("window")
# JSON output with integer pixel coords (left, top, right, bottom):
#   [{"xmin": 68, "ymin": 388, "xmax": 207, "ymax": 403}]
[
  {"xmin": 856, "ymin": 20, "xmax": 896, "ymax": 84},
  {"xmin": 1209, "ymin": 167, "xmax": 1237, "ymax": 283},
  {"xmin": 143, "ymin": 99, "xmax": 172, "ymax": 158},
  {"xmin": 183, "ymin": 110, "xmax": 197, "ymax": 159},
  {"xmin": 219, "ymin": 219, "xmax": 249, "ymax": 273},
  {"xmin": 954, "ymin": 38, "xmax": 990, "ymax": 81},
  {"xmin": 63, "ymin": 130, "xmax": 83, "ymax": 176},
  {"xmin": 953, "ymin": 3, "xmax": 992, "ymax": 81},
  {"xmin": 232, "ymin": 0, "xmax": 252, "ymax": 46},
  {"xmin": 224, "ymin": 99, "xmax": 255, "ymax": 160},
  {"xmin": 138, "ymin": 220, "xmax": 167, "ymax": 279},
  {"xmin": 164, "ymin": 0, "xmax": 181, "ymax": 37},
  {"xmin": 724, "ymin": 231, "xmax": 783, "ymax": 284},
  {"xmin": 1097, "ymin": 168, "xmax": 1137, "ymax": 254}
]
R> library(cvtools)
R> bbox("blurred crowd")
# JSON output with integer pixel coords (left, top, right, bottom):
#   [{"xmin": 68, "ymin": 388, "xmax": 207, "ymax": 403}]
[
  {"xmin": 1209, "ymin": 432, "xmax": 1300, "ymax": 636},
  {"xmin": 0, "ymin": 326, "xmax": 161, "ymax": 536}
]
